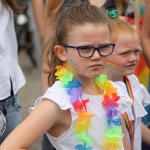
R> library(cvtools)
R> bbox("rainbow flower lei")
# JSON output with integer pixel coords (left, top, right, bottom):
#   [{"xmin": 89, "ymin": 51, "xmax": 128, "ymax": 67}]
[{"xmin": 55, "ymin": 63, "xmax": 124, "ymax": 150}]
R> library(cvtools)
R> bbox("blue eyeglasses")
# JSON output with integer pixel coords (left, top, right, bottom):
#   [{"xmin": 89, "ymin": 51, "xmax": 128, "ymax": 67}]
[{"xmin": 63, "ymin": 43, "xmax": 115, "ymax": 58}]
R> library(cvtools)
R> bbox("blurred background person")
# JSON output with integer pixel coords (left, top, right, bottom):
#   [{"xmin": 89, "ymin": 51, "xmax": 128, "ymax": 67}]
[
  {"xmin": 140, "ymin": 0, "xmax": 150, "ymax": 149},
  {"xmin": 133, "ymin": 1, "xmax": 150, "ymax": 143},
  {"xmin": 31, "ymin": 0, "xmax": 48, "ymax": 96},
  {"xmin": 0, "ymin": 0, "xmax": 25, "ymax": 144},
  {"xmin": 141, "ymin": 0, "xmax": 150, "ymax": 68}
]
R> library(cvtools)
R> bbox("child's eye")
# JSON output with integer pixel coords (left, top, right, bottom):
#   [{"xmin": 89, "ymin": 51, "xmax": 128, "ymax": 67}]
[
  {"xmin": 79, "ymin": 46, "xmax": 92, "ymax": 51},
  {"xmin": 120, "ymin": 52, "xmax": 128, "ymax": 55},
  {"xmin": 134, "ymin": 50, "xmax": 140, "ymax": 53}
]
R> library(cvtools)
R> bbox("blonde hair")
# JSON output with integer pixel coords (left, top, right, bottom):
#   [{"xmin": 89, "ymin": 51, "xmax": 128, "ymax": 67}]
[
  {"xmin": 110, "ymin": 18, "xmax": 138, "ymax": 42},
  {"xmin": 114, "ymin": 0, "xmax": 128, "ymax": 16},
  {"xmin": 45, "ymin": 0, "xmax": 65, "ymax": 23},
  {"xmin": 43, "ymin": 3, "xmax": 111, "ymax": 86}
]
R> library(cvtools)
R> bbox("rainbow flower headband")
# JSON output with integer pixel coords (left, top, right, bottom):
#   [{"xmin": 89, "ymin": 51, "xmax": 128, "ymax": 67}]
[{"xmin": 55, "ymin": 63, "xmax": 124, "ymax": 150}]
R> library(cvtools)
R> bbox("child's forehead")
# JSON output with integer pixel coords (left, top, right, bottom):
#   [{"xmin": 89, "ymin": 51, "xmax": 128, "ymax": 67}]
[
  {"xmin": 112, "ymin": 31, "xmax": 139, "ymax": 43},
  {"xmin": 70, "ymin": 22, "xmax": 107, "ymax": 30},
  {"xmin": 66, "ymin": 24, "xmax": 111, "ymax": 45},
  {"xmin": 114, "ymin": 33, "xmax": 142, "ymax": 51},
  {"xmin": 67, "ymin": 23, "xmax": 110, "ymax": 37},
  {"xmin": 118, "ymin": 32, "xmax": 139, "ymax": 42}
]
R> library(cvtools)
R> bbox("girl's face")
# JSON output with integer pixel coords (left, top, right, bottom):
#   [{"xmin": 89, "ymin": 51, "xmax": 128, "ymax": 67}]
[
  {"xmin": 65, "ymin": 23, "xmax": 111, "ymax": 80},
  {"xmin": 107, "ymin": 33, "xmax": 141, "ymax": 76}
]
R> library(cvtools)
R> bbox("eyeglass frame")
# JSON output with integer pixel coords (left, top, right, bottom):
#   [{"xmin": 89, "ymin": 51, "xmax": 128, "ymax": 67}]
[{"xmin": 63, "ymin": 43, "xmax": 115, "ymax": 58}]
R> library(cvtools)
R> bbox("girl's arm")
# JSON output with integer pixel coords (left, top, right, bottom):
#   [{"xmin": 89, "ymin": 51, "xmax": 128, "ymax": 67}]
[
  {"xmin": 142, "ymin": 122, "xmax": 150, "ymax": 145},
  {"xmin": 122, "ymin": 115, "xmax": 130, "ymax": 150},
  {"xmin": 0, "ymin": 99, "xmax": 62, "ymax": 150}
]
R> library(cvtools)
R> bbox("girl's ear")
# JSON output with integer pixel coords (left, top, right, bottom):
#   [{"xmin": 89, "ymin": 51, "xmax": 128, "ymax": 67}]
[{"xmin": 54, "ymin": 45, "xmax": 67, "ymax": 61}]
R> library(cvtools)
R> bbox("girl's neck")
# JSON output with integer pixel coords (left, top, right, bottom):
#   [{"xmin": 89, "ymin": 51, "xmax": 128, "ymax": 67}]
[
  {"xmin": 102, "ymin": 67, "xmax": 124, "ymax": 82},
  {"xmin": 74, "ymin": 75, "xmax": 103, "ymax": 95}
]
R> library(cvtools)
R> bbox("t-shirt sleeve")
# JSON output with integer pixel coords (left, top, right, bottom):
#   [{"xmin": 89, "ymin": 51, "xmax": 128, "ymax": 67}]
[
  {"xmin": 111, "ymin": 81, "xmax": 132, "ymax": 114},
  {"xmin": 127, "ymin": 75, "xmax": 149, "ymax": 118},
  {"xmin": 128, "ymin": 75, "xmax": 150, "ymax": 104},
  {"xmin": 29, "ymin": 82, "xmax": 78, "ymax": 122},
  {"xmin": 139, "ymin": 84, "xmax": 150, "ymax": 106}
]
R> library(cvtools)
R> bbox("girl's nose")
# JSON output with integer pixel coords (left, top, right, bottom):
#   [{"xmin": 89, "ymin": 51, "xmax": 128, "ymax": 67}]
[
  {"xmin": 129, "ymin": 53, "xmax": 137, "ymax": 62},
  {"xmin": 91, "ymin": 50, "xmax": 101, "ymax": 60}
]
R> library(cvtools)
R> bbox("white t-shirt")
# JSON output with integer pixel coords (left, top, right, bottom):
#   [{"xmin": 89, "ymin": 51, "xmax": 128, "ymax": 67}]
[
  {"xmin": 0, "ymin": 1, "xmax": 25, "ymax": 100},
  {"xmin": 30, "ymin": 81, "xmax": 132, "ymax": 150},
  {"xmin": 116, "ymin": 74, "xmax": 150, "ymax": 150}
]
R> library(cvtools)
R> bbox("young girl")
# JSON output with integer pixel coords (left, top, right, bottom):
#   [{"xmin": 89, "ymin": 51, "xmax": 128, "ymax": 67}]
[
  {"xmin": 0, "ymin": 4, "xmax": 132, "ymax": 150},
  {"xmin": 42, "ymin": 0, "xmax": 129, "ymax": 95},
  {"xmin": 42, "ymin": 1, "xmax": 130, "ymax": 149},
  {"xmin": 102, "ymin": 18, "xmax": 150, "ymax": 150}
]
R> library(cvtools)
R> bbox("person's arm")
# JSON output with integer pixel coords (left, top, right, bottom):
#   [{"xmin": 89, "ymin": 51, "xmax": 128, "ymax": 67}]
[
  {"xmin": 134, "ymin": 0, "xmax": 140, "ymax": 30},
  {"xmin": 32, "ymin": 0, "xmax": 64, "ymax": 94},
  {"xmin": 31, "ymin": 0, "xmax": 45, "ymax": 38},
  {"xmin": 141, "ymin": 0, "xmax": 150, "ymax": 68},
  {"xmin": 122, "ymin": 115, "xmax": 130, "ymax": 150},
  {"xmin": 142, "ymin": 122, "xmax": 150, "ymax": 145},
  {"xmin": 89, "ymin": 0, "xmax": 107, "ymax": 8},
  {"xmin": 31, "ymin": 0, "xmax": 50, "ymax": 94},
  {"xmin": 0, "ymin": 99, "xmax": 62, "ymax": 150}
]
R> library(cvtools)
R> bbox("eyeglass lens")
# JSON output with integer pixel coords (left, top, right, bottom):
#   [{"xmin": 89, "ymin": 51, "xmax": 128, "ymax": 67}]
[{"xmin": 78, "ymin": 44, "xmax": 114, "ymax": 57}]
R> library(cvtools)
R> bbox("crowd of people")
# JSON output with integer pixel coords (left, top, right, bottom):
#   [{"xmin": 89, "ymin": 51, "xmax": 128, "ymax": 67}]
[{"xmin": 0, "ymin": 0, "xmax": 150, "ymax": 150}]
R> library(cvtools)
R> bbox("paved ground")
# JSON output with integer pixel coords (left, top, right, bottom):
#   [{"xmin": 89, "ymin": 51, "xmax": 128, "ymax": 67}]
[{"xmin": 18, "ymin": 50, "xmax": 42, "ymax": 150}]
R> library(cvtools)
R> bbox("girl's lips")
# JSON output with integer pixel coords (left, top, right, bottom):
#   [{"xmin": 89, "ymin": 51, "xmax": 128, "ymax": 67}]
[
  {"xmin": 90, "ymin": 64, "xmax": 101, "ymax": 69},
  {"xmin": 90, "ymin": 64, "xmax": 101, "ymax": 67},
  {"xmin": 126, "ymin": 64, "xmax": 136, "ymax": 67}
]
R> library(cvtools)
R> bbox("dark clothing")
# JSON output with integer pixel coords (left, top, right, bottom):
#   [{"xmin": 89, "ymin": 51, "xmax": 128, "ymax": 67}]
[
  {"xmin": 62, "ymin": 0, "xmax": 116, "ymax": 12},
  {"xmin": 61, "ymin": 0, "xmax": 88, "ymax": 11},
  {"xmin": 103, "ymin": 0, "xmax": 116, "ymax": 11}
]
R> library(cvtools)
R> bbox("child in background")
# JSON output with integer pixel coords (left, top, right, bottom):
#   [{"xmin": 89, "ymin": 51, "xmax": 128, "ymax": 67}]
[
  {"xmin": 0, "ymin": 4, "xmax": 132, "ymax": 150},
  {"xmin": 103, "ymin": 17, "xmax": 150, "ymax": 150}
]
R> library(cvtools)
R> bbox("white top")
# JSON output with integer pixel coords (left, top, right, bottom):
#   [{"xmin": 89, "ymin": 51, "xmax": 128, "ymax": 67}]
[
  {"xmin": 30, "ymin": 81, "xmax": 132, "ymax": 150},
  {"xmin": 116, "ymin": 75, "xmax": 150, "ymax": 150},
  {"xmin": 0, "ymin": 1, "xmax": 25, "ymax": 100}
]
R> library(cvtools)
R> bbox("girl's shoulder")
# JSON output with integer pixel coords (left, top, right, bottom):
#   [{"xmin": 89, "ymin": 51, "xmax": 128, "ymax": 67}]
[
  {"xmin": 126, "ymin": 74, "xmax": 148, "ymax": 95},
  {"xmin": 110, "ymin": 80, "xmax": 132, "ymax": 114},
  {"xmin": 39, "ymin": 81, "xmax": 71, "ymax": 107},
  {"xmin": 127, "ymin": 75, "xmax": 150, "ymax": 105},
  {"xmin": 126, "ymin": 75, "xmax": 150, "ymax": 119},
  {"xmin": 30, "ymin": 81, "xmax": 77, "ymax": 121},
  {"xmin": 46, "ymin": 81, "xmax": 68, "ymax": 94},
  {"xmin": 112, "ymin": 78, "xmax": 147, "ymax": 119},
  {"xmin": 127, "ymin": 74, "xmax": 140, "ymax": 87}
]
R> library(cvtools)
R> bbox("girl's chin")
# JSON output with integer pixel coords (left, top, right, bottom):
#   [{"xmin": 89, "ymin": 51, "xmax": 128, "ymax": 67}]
[
  {"xmin": 90, "ymin": 74, "xmax": 102, "ymax": 79},
  {"xmin": 124, "ymin": 70, "xmax": 135, "ymax": 76},
  {"xmin": 74, "ymin": 71, "xmax": 102, "ymax": 80}
]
